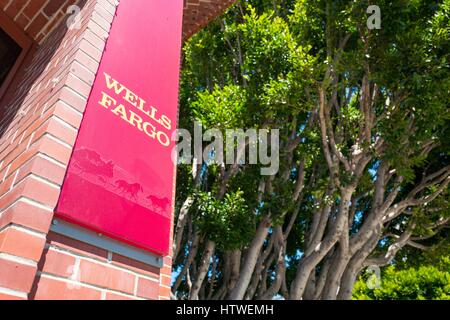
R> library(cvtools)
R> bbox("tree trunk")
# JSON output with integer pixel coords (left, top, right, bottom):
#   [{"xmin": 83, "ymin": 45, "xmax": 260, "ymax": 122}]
[
  {"xmin": 172, "ymin": 233, "xmax": 200, "ymax": 294},
  {"xmin": 173, "ymin": 196, "xmax": 195, "ymax": 260},
  {"xmin": 228, "ymin": 215, "xmax": 272, "ymax": 300},
  {"xmin": 290, "ymin": 189, "xmax": 353, "ymax": 299},
  {"xmin": 190, "ymin": 240, "xmax": 216, "ymax": 300},
  {"xmin": 259, "ymin": 226, "xmax": 286, "ymax": 300}
]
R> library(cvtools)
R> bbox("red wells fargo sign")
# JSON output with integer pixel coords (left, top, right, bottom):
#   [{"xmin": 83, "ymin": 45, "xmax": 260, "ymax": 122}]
[{"xmin": 56, "ymin": 0, "xmax": 184, "ymax": 256}]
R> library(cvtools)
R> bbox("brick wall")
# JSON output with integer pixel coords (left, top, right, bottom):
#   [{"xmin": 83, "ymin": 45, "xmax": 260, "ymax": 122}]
[
  {"xmin": 0, "ymin": 0, "xmax": 78, "ymax": 44},
  {"xmin": 30, "ymin": 232, "xmax": 163, "ymax": 300},
  {"xmin": 183, "ymin": 0, "xmax": 237, "ymax": 39},
  {"xmin": 0, "ymin": 0, "xmax": 125, "ymax": 300}
]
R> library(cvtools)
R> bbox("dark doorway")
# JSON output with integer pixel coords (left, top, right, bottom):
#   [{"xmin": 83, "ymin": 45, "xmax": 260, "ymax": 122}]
[{"xmin": 0, "ymin": 27, "xmax": 22, "ymax": 88}]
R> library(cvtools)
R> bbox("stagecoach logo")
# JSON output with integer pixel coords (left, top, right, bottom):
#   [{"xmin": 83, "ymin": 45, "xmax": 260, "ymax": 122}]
[{"xmin": 71, "ymin": 146, "xmax": 171, "ymax": 217}]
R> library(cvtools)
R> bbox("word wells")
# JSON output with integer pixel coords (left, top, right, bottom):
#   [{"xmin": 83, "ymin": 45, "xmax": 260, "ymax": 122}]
[{"xmin": 98, "ymin": 72, "xmax": 172, "ymax": 147}]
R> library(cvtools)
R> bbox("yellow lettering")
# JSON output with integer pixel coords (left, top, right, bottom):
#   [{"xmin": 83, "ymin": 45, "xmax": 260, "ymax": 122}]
[
  {"xmin": 101, "ymin": 72, "xmax": 173, "ymax": 148},
  {"xmin": 136, "ymin": 98, "xmax": 152, "ymax": 118},
  {"xmin": 157, "ymin": 131, "xmax": 170, "ymax": 147},
  {"xmin": 148, "ymin": 105, "xmax": 161, "ymax": 124},
  {"xmin": 99, "ymin": 91, "xmax": 116, "ymax": 109},
  {"xmin": 128, "ymin": 110, "xmax": 143, "ymax": 130},
  {"xmin": 143, "ymin": 122, "xmax": 157, "ymax": 139},
  {"xmin": 124, "ymin": 90, "xmax": 139, "ymax": 107},
  {"xmin": 111, "ymin": 104, "xmax": 128, "ymax": 121},
  {"xmin": 160, "ymin": 115, "xmax": 172, "ymax": 130},
  {"xmin": 104, "ymin": 72, "xmax": 127, "ymax": 95}
]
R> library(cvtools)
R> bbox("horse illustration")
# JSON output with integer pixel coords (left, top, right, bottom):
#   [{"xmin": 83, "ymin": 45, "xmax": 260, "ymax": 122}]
[
  {"xmin": 73, "ymin": 149, "xmax": 103, "ymax": 165},
  {"xmin": 147, "ymin": 195, "xmax": 170, "ymax": 212},
  {"xmin": 73, "ymin": 148, "xmax": 114, "ymax": 183},
  {"xmin": 115, "ymin": 180, "xmax": 143, "ymax": 200}
]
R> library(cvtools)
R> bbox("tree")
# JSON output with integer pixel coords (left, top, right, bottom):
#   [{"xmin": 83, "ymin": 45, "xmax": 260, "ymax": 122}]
[
  {"xmin": 172, "ymin": 0, "xmax": 450, "ymax": 300},
  {"xmin": 353, "ymin": 256, "xmax": 450, "ymax": 300}
]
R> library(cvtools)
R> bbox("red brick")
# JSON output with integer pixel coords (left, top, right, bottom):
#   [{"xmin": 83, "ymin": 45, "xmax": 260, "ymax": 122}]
[
  {"xmin": 15, "ymin": 14, "xmax": 30, "ymax": 29},
  {"xmin": 79, "ymin": 259, "xmax": 135, "ymax": 294},
  {"xmin": 43, "ymin": 0, "xmax": 66, "ymax": 17},
  {"xmin": 14, "ymin": 154, "xmax": 67, "ymax": 187},
  {"xmin": 69, "ymin": 61, "xmax": 96, "ymax": 87},
  {"xmin": 5, "ymin": 0, "xmax": 28, "ymax": 19},
  {"xmin": 79, "ymin": 39, "xmax": 103, "ymax": 61},
  {"xmin": 105, "ymin": 292, "xmax": 137, "ymax": 300},
  {"xmin": 159, "ymin": 285, "xmax": 172, "ymax": 299},
  {"xmin": 83, "ymin": 27, "xmax": 107, "ymax": 52},
  {"xmin": 0, "ymin": 227, "xmax": 46, "ymax": 262},
  {"xmin": 0, "ymin": 200, "xmax": 53, "ymax": 234},
  {"xmin": 0, "ymin": 173, "xmax": 15, "ymax": 198},
  {"xmin": 8, "ymin": 175, "xmax": 61, "ymax": 208},
  {"xmin": 137, "ymin": 277, "xmax": 159, "ymax": 300},
  {"xmin": 0, "ymin": 135, "xmax": 70, "ymax": 186},
  {"xmin": 52, "ymin": 101, "xmax": 84, "ymax": 129},
  {"xmin": 87, "ymin": 11, "xmax": 111, "ymax": 36},
  {"xmin": 112, "ymin": 254, "xmax": 160, "ymax": 280},
  {"xmin": 41, "ymin": 11, "xmax": 64, "ymax": 36},
  {"xmin": 0, "ymin": 0, "xmax": 10, "ymax": 10},
  {"xmin": 26, "ymin": 13, "xmax": 49, "ymax": 38},
  {"xmin": 163, "ymin": 256, "xmax": 173, "ymax": 267},
  {"xmin": 32, "ymin": 276, "xmax": 102, "ymax": 300},
  {"xmin": 32, "ymin": 117, "xmax": 78, "ymax": 147},
  {"xmin": 65, "ymin": 73, "xmax": 93, "ymax": 98},
  {"xmin": 23, "ymin": 0, "xmax": 47, "ymax": 19},
  {"xmin": 93, "ymin": 3, "xmax": 114, "ymax": 23},
  {"xmin": 34, "ymin": 134, "xmax": 73, "ymax": 165},
  {"xmin": 160, "ymin": 274, "xmax": 172, "ymax": 287},
  {"xmin": 0, "ymin": 292, "xmax": 26, "ymax": 300},
  {"xmin": 0, "ymin": 258, "xmax": 37, "ymax": 292},
  {"xmin": 96, "ymin": 0, "xmax": 116, "ymax": 16},
  {"xmin": 38, "ymin": 248, "xmax": 76, "ymax": 278},
  {"xmin": 161, "ymin": 264, "xmax": 172, "ymax": 277},
  {"xmin": 58, "ymin": 86, "xmax": 88, "ymax": 113},
  {"xmin": 73, "ymin": 50, "xmax": 100, "ymax": 75},
  {"xmin": 0, "ymin": 178, "xmax": 59, "ymax": 215}
]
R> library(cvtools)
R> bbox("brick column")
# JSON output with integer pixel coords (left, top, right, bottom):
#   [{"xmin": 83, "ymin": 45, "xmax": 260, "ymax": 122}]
[{"xmin": 0, "ymin": 0, "xmax": 118, "ymax": 300}]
